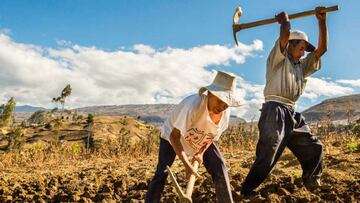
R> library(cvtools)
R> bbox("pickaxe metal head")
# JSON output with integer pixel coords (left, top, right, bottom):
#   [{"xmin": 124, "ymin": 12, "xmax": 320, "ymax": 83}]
[{"xmin": 232, "ymin": 6, "xmax": 243, "ymax": 46}]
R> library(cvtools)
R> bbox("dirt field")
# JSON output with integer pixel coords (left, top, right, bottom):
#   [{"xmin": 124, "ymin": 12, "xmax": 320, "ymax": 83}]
[
  {"xmin": 0, "ymin": 116, "xmax": 359, "ymax": 202},
  {"xmin": 0, "ymin": 143, "xmax": 359, "ymax": 202}
]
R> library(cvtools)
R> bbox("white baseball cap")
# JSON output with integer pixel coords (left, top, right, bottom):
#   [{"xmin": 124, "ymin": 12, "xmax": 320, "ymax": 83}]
[{"xmin": 289, "ymin": 30, "xmax": 315, "ymax": 52}]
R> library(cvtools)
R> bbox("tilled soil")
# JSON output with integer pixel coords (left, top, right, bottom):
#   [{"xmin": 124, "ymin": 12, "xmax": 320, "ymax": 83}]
[{"xmin": 0, "ymin": 143, "xmax": 359, "ymax": 203}]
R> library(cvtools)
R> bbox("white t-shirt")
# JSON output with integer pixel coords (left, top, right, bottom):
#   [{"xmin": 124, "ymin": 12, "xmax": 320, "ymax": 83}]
[{"xmin": 161, "ymin": 94, "xmax": 230, "ymax": 156}]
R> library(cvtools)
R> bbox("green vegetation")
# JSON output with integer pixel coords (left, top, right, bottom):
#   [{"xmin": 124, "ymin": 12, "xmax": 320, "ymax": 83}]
[
  {"xmin": 28, "ymin": 110, "xmax": 46, "ymax": 125},
  {"xmin": 71, "ymin": 143, "xmax": 81, "ymax": 154},
  {"xmin": 87, "ymin": 113, "xmax": 94, "ymax": 125},
  {"xmin": 52, "ymin": 84, "xmax": 72, "ymax": 111},
  {"xmin": 119, "ymin": 118, "xmax": 128, "ymax": 125},
  {"xmin": 7, "ymin": 128, "xmax": 25, "ymax": 151},
  {"xmin": 348, "ymin": 142, "xmax": 359, "ymax": 153},
  {"xmin": 352, "ymin": 125, "xmax": 360, "ymax": 136},
  {"xmin": 0, "ymin": 97, "xmax": 16, "ymax": 127},
  {"xmin": 32, "ymin": 143, "xmax": 44, "ymax": 152}
]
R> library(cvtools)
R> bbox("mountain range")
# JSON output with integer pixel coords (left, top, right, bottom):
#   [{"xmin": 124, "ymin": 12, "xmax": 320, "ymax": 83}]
[{"xmin": 13, "ymin": 94, "xmax": 360, "ymax": 123}]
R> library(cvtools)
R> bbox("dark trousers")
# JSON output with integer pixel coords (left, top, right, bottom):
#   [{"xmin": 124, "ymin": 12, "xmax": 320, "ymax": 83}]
[
  {"xmin": 145, "ymin": 138, "xmax": 233, "ymax": 203},
  {"xmin": 241, "ymin": 102, "xmax": 323, "ymax": 193}
]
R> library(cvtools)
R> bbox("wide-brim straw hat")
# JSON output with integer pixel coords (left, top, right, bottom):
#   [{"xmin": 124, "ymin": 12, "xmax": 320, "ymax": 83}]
[{"xmin": 199, "ymin": 71, "xmax": 242, "ymax": 107}]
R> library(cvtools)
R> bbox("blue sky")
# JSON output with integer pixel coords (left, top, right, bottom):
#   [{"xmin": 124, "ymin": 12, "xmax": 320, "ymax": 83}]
[{"xmin": 0, "ymin": 0, "xmax": 359, "ymax": 120}]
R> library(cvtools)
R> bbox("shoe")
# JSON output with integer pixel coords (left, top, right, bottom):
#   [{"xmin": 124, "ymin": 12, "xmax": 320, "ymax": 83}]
[
  {"xmin": 304, "ymin": 178, "xmax": 321, "ymax": 191},
  {"xmin": 241, "ymin": 190, "xmax": 258, "ymax": 198}
]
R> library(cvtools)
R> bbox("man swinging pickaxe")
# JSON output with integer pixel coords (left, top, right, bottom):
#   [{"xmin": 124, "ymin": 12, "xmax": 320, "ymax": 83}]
[
  {"xmin": 232, "ymin": 5, "xmax": 339, "ymax": 45},
  {"xmin": 232, "ymin": 4, "xmax": 339, "ymax": 198}
]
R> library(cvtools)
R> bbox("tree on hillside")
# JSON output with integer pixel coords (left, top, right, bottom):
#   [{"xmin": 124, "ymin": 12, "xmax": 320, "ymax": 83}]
[
  {"xmin": 346, "ymin": 100, "xmax": 355, "ymax": 125},
  {"xmin": 60, "ymin": 84, "xmax": 72, "ymax": 111},
  {"xmin": 51, "ymin": 84, "xmax": 72, "ymax": 112},
  {"xmin": 51, "ymin": 97, "xmax": 61, "ymax": 109},
  {"xmin": 86, "ymin": 113, "xmax": 94, "ymax": 149},
  {"xmin": 0, "ymin": 97, "xmax": 16, "ymax": 127}
]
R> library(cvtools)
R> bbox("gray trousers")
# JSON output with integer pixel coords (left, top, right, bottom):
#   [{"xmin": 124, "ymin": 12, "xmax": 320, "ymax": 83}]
[
  {"xmin": 241, "ymin": 101, "xmax": 323, "ymax": 193},
  {"xmin": 145, "ymin": 138, "xmax": 233, "ymax": 203}
]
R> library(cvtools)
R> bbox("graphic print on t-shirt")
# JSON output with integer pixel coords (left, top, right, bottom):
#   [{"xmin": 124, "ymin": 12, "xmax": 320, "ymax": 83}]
[{"xmin": 184, "ymin": 127, "xmax": 216, "ymax": 151}]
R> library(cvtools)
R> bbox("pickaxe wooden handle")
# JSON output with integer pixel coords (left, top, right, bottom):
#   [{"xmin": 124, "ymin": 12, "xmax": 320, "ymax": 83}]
[
  {"xmin": 233, "ymin": 5, "xmax": 339, "ymax": 45},
  {"xmin": 185, "ymin": 160, "xmax": 199, "ymax": 197},
  {"xmin": 167, "ymin": 160, "xmax": 200, "ymax": 203}
]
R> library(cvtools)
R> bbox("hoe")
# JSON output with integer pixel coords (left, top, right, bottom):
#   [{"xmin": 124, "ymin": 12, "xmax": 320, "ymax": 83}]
[{"xmin": 167, "ymin": 160, "xmax": 199, "ymax": 203}]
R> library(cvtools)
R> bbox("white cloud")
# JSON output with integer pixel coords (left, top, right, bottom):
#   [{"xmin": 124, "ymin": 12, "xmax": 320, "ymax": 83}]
[
  {"xmin": 0, "ymin": 34, "xmax": 72, "ymax": 106},
  {"xmin": 133, "ymin": 44, "xmax": 156, "ymax": 55},
  {"xmin": 56, "ymin": 40, "xmax": 72, "ymax": 47},
  {"xmin": 1, "ymin": 32, "xmax": 357, "ymax": 121},
  {"xmin": 336, "ymin": 79, "xmax": 360, "ymax": 87},
  {"xmin": 233, "ymin": 77, "xmax": 356, "ymax": 120},
  {"xmin": 0, "ymin": 33, "xmax": 264, "ymax": 121},
  {"xmin": 230, "ymin": 79, "xmax": 265, "ymax": 120},
  {"xmin": 302, "ymin": 77, "xmax": 354, "ymax": 100}
]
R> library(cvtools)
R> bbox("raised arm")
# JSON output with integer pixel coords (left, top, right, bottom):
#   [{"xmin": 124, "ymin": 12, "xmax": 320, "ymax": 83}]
[
  {"xmin": 275, "ymin": 11, "xmax": 291, "ymax": 53},
  {"xmin": 314, "ymin": 6, "xmax": 328, "ymax": 59}
]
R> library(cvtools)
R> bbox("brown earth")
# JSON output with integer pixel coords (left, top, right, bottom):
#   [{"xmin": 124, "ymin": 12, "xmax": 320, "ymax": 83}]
[
  {"xmin": 0, "ymin": 116, "xmax": 359, "ymax": 202},
  {"xmin": 0, "ymin": 147, "xmax": 358, "ymax": 202}
]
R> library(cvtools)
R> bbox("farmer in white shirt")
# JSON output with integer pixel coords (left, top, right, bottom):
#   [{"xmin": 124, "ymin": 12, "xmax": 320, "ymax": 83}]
[{"xmin": 145, "ymin": 71, "xmax": 241, "ymax": 203}]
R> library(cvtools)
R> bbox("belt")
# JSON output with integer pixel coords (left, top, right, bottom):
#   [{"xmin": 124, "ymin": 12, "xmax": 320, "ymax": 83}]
[{"xmin": 265, "ymin": 95, "xmax": 295, "ymax": 110}]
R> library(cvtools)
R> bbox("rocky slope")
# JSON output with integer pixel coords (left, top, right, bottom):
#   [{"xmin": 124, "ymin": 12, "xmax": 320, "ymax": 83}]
[{"xmin": 302, "ymin": 94, "xmax": 360, "ymax": 121}]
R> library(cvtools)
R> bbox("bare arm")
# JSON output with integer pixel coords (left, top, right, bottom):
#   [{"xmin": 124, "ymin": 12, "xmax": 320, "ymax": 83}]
[
  {"xmin": 314, "ymin": 6, "xmax": 328, "ymax": 59},
  {"xmin": 275, "ymin": 12, "xmax": 291, "ymax": 53},
  {"xmin": 169, "ymin": 128, "xmax": 199, "ymax": 177}
]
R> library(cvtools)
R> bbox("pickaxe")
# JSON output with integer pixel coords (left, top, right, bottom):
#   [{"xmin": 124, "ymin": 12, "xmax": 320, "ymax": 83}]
[
  {"xmin": 233, "ymin": 5, "xmax": 339, "ymax": 46},
  {"xmin": 167, "ymin": 160, "xmax": 199, "ymax": 203}
]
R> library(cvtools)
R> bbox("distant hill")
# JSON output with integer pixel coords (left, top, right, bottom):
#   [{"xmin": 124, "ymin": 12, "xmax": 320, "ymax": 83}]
[
  {"xmin": 76, "ymin": 104, "xmax": 246, "ymax": 125},
  {"xmin": 14, "ymin": 104, "xmax": 246, "ymax": 125},
  {"xmin": 15, "ymin": 105, "xmax": 48, "ymax": 112},
  {"xmin": 76, "ymin": 104, "xmax": 176, "ymax": 124},
  {"xmin": 14, "ymin": 106, "xmax": 49, "ymax": 122},
  {"xmin": 302, "ymin": 94, "xmax": 360, "ymax": 121},
  {"xmin": 15, "ymin": 93, "xmax": 360, "ymax": 124}
]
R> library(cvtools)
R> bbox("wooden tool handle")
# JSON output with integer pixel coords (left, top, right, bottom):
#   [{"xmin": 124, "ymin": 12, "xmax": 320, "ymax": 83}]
[
  {"xmin": 185, "ymin": 160, "xmax": 199, "ymax": 197},
  {"xmin": 237, "ymin": 5, "xmax": 338, "ymax": 30},
  {"xmin": 167, "ymin": 165, "xmax": 186, "ymax": 197}
]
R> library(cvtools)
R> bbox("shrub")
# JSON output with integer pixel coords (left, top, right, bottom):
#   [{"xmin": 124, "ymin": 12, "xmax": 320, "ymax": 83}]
[
  {"xmin": 0, "ymin": 97, "xmax": 16, "ymax": 127},
  {"xmin": 51, "ymin": 108, "xmax": 59, "ymax": 113},
  {"xmin": 44, "ymin": 123, "xmax": 52, "ymax": 129},
  {"xmin": 28, "ymin": 111, "xmax": 46, "ymax": 125},
  {"xmin": 33, "ymin": 143, "xmax": 44, "ymax": 152},
  {"xmin": 71, "ymin": 143, "xmax": 81, "ymax": 154},
  {"xmin": 352, "ymin": 125, "xmax": 360, "ymax": 136},
  {"xmin": 86, "ymin": 114, "xmax": 94, "ymax": 125},
  {"xmin": 7, "ymin": 128, "xmax": 25, "ymax": 151},
  {"xmin": 119, "ymin": 118, "xmax": 128, "ymax": 125},
  {"xmin": 348, "ymin": 142, "xmax": 359, "ymax": 153}
]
